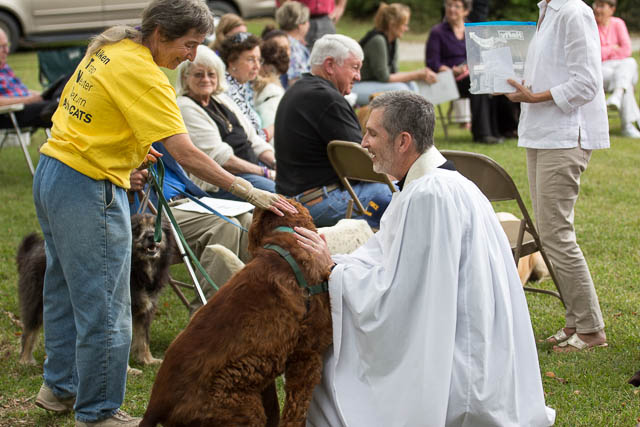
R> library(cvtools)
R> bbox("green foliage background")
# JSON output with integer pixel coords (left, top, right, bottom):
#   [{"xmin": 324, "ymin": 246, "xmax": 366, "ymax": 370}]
[{"xmin": 346, "ymin": 0, "xmax": 640, "ymax": 31}]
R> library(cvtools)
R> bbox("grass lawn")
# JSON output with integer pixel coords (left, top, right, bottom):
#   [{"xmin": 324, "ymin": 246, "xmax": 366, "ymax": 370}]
[{"xmin": 1, "ymin": 33, "xmax": 640, "ymax": 426}]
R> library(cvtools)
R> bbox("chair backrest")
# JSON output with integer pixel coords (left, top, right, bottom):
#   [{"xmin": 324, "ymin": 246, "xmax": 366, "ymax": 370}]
[
  {"xmin": 37, "ymin": 46, "xmax": 86, "ymax": 88},
  {"xmin": 439, "ymin": 149, "xmax": 521, "ymax": 203},
  {"xmin": 438, "ymin": 150, "xmax": 565, "ymax": 305},
  {"xmin": 440, "ymin": 149, "xmax": 537, "ymax": 256},
  {"xmin": 327, "ymin": 140, "xmax": 396, "ymax": 214}
]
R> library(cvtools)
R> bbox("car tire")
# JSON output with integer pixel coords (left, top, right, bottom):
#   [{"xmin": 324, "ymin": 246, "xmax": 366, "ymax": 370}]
[
  {"xmin": 208, "ymin": 1, "xmax": 239, "ymax": 17},
  {"xmin": 0, "ymin": 11, "xmax": 20, "ymax": 53}
]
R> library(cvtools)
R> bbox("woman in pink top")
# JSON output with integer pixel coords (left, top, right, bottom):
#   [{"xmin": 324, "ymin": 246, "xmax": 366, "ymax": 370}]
[{"xmin": 594, "ymin": 0, "xmax": 640, "ymax": 138}]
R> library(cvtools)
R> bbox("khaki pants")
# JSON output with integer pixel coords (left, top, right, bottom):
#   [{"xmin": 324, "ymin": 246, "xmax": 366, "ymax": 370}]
[
  {"xmin": 170, "ymin": 202, "xmax": 252, "ymax": 311},
  {"xmin": 526, "ymin": 146, "xmax": 604, "ymax": 333}
]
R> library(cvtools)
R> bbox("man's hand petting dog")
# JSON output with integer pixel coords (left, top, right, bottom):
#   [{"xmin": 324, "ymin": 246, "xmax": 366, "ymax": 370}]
[{"xmin": 294, "ymin": 226, "xmax": 335, "ymax": 272}]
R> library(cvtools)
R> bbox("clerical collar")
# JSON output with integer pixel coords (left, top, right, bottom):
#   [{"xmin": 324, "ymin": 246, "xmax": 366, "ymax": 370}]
[{"xmin": 400, "ymin": 146, "xmax": 448, "ymax": 190}]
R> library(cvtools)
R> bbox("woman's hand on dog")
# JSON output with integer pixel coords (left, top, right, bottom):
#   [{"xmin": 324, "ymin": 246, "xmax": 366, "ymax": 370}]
[
  {"xmin": 294, "ymin": 227, "xmax": 335, "ymax": 271},
  {"xmin": 230, "ymin": 177, "xmax": 297, "ymax": 216}
]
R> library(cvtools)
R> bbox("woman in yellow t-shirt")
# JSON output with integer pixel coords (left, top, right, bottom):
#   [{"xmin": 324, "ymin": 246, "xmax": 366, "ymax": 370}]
[{"xmin": 31, "ymin": 1, "xmax": 295, "ymax": 425}]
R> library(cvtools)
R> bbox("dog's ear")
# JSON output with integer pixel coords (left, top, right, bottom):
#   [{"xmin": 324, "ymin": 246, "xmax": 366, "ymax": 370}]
[
  {"xmin": 247, "ymin": 207, "xmax": 267, "ymax": 255},
  {"xmin": 130, "ymin": 214, "xmax": 143, "ymax": 239}
]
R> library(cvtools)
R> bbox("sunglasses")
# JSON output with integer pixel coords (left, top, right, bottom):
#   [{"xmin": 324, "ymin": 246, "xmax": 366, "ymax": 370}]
[{"xmin": 229, "ymin": 32, "xmax": 251, "ymax": 44}]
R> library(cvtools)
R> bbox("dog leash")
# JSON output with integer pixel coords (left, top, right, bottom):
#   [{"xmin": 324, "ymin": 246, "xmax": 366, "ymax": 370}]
[
  {"xmin": 263, "ymin": 226, "xmax": 329, "ymax": 297},
  {"xmin": 147, "ymin": 159, "xmax": 219, "ymax": 298},
  {"xmin": 163, "ymin": 181, "xmax": 248, "ymax": 233}
]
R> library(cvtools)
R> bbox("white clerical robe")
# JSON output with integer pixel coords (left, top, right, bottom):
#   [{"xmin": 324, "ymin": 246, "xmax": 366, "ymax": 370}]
[{"xmin": 307, "ymin": 147, "xmax": 555, "ymax": 427}]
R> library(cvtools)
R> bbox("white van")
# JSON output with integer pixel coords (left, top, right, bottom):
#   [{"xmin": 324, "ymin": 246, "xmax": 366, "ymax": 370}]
[{"xmin": 0, "ymin": 0, "xmax": 275, "ymax": 52}]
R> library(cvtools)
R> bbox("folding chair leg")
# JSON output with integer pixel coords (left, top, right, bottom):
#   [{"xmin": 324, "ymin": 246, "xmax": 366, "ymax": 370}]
[
  {"xmin": 437, "ymin": 104, "xmax": 449, "ymax": 141},
  {"xmin": 9, "ymin": 112, "xmax": 34, "ymax": 176},
  {"xmin": 168, "ymin": 276, "xmax": 193, "ymax": 308},
  {"xmin": 535, "ymin": 246, "xmax": 566, "ymax": 308},
  {"xmin": 345, "ymin": 199, "xmax": 353, "ymax": 219},
  {"xmin": 169, "ymin": 222, "xmax": 208, "ymax": 306},
  {"xmin": 139, "ymin": 190, "xmax": 208, "ymax": 307}
]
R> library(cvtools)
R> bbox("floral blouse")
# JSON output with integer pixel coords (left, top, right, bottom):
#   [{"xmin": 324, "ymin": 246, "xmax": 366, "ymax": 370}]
[
  {"xmin": 225, "ymin": 71, "xmax": 267, "ymax": 140},
  {"xmin": 287, "ymin": 35, "xmax": 310, "ymax": 85}
]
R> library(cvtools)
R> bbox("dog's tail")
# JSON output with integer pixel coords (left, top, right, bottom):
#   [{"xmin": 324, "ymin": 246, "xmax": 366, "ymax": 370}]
[{"xmin": 16, "ymin": 233, "xmax": 43, "ymax": 274}]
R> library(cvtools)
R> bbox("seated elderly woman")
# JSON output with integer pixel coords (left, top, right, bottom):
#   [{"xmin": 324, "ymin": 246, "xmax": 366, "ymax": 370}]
[
  {"xmin": 175, "ymin": 45, "xmax": 277, "ymax": 199},
  {"xmin": 254, "ymin": 28, "xmax": 290, "ymax": 133},
  {"xmin": 209, "ymin": 13, "xmax": 247, "ymax": 54},
  {"xmin": 219, "ymin": 32, "xmax": 274, "ymax": 143},
  {"xmin": 593, "ymin": 0, "xmax": 640, "ymax": 138},
  {"xmin": 352, "ymin": 3, "xmax": 437, "ymax": 107},
  {"xmin": 275, "ymin": 1, "xmax": 311, "ymax": 88}
]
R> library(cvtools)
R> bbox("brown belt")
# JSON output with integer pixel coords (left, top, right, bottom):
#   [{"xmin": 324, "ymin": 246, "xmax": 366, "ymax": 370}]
[{"xmin": 297, "ymin": 184, "xmax": 340, "ymax": 206}]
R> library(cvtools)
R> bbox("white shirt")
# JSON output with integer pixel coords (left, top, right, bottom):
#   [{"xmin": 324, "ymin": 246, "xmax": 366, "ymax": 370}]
[
  {"xmin": 307, "ymin": 147, "xmax": 555, "ymax": 427},
  {"xmin": 518, "ymin": 0, "xmax": 610, "ymax": 150}
]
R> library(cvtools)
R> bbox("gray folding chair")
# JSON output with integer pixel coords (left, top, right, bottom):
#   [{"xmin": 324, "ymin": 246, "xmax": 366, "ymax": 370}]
[
  {"xmin": 327, "ymin": 140, "xmax": 396, "ymax": 219},
  {"xmin": 440, "ymin": 149, "xmax": 564, "ymax": 306}
]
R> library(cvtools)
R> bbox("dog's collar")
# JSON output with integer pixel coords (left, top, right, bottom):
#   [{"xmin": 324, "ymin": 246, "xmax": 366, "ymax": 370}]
[
  {"xmin": 263, "ymin": 243, "xmax": 329, "ymax": 296},
  {"xmin": 273, "ymin": 226, "xmax": 295, "ymax": 234}
]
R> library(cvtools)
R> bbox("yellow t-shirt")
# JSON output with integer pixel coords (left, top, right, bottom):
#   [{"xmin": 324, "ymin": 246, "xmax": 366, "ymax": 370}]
[{"xmin": 40, "ymin": 39, "xmax": 187, "ymax": 189}]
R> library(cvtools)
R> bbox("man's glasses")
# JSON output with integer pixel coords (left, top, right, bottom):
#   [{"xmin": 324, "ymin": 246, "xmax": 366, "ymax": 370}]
[{"xmin": 0, "ymin": 43, "xmax": 10, "ymax": 51}]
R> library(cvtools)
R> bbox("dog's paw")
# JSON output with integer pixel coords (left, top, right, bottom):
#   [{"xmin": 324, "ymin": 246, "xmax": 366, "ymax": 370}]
[
  {"xmin": 18, "ymin": 355, "xmax": 37, "ymax": 365},
  {"xmin": 127, "ymin": 365, "xmax": 143, "ymax": 376},
  {"xmin": 143, "ymin": 356, "xmax": 163, "ymax": 365}
]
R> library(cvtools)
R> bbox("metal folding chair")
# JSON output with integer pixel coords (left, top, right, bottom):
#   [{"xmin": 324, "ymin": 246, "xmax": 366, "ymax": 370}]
[
  {"xmin": 37, "ymin": 46, "xmax": 86, "ymax": 90},
  {"xmin": 0, "ymin": 103, "xmax": 34, "ymax": 175},
  {"xmin": 136, "ymin": 190, "xmax": 208, "ymax": 309},
  {"xmin": 327, "ymin": 140, "xmax": 397, "ymax": 219},
  {"xmin": 440, "ymin": 149, "xmax": 565, "ymax": 306}
]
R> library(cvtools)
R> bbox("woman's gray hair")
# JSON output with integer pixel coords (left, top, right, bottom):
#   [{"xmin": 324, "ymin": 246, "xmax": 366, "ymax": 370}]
[
  {"xmin": 369, "ymin": 91, "xmax": 435, "ymax": 154},
  {"xmin": 276, "ymin": 1, "xmax": 310, "ymax": 32},
  {"xmin": 175, "ymin": 45, "xmax": 228, "ymax": 96},
  {"xmin": 87, "ymin": 0, "xmax": 214, "ymax": 56},
  {"xmin": 309, "ymin": 34, "xmax": 363, "ymax": 67}
]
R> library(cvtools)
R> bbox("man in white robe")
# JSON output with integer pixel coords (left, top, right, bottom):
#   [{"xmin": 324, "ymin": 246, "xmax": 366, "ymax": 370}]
[{"xmin": 295, "ymin": 91, "xmax": 555, "ymax": 426}]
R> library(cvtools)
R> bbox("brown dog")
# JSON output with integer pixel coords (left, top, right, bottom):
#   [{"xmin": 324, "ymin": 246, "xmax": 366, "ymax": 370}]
[{"xmin": 141, "ymin": 200, "xmax": 332, "ymax": 427}]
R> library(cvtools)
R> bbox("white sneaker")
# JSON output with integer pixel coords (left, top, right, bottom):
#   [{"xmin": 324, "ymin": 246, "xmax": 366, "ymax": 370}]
[
  {"xmin": 75, "ymin": 409, "xmax": 141, "ymax": 426},
  {"xmin": 621, "ymin": 123, "xmax": 640, "ymax": 138},
  {"xmin": 607, "ymin": 90, "xmax": 623, "ymax": 110}
]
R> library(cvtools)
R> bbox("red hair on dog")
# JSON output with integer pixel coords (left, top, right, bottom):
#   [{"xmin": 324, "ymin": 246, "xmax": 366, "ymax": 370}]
[{"xmin": 141, "ymin": 200, "xmax": 332, "ymax": 427}]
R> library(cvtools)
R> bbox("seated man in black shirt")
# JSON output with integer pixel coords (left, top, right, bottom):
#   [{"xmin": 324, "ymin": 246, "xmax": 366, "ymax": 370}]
[{"xmin": 274, "ymin": 34, "xmax": 393, "ymax": 227}]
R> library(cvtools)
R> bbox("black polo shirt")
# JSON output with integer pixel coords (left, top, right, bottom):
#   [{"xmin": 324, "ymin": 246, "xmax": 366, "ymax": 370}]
[{"xmin": 274, "ymin": 73, "xmax": 362, "ymax": 196}]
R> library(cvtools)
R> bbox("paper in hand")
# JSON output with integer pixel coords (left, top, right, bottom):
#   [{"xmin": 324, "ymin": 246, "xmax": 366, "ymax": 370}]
[{"xmin": 481, "ymin": 47, "xmax": 516, "ymax": 93}]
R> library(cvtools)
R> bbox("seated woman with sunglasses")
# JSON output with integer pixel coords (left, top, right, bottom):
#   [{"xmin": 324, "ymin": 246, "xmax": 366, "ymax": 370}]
[
  {"xmin": 176, "ymin": 45, "xmax": 276, "ymax": 199},
  {"xmin": 219, "ymin": 32, "xmax": 274, "ymax": 143}
]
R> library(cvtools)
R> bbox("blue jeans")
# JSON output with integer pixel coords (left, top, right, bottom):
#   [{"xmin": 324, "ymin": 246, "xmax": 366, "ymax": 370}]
[
  {"xmin": 32, "ymin": 155, "xmax": 132, "ymax": 423},
  {"xmin": 296, "ymin": 182, "xmax": 393, "ymax": 228},
  {"xmin": 352, "ymin": 81, "xmax": 418, "ymax": 106},
  {"xmin": 208, "ymin": 172, "xmax": 275, "ymax": 201}
]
